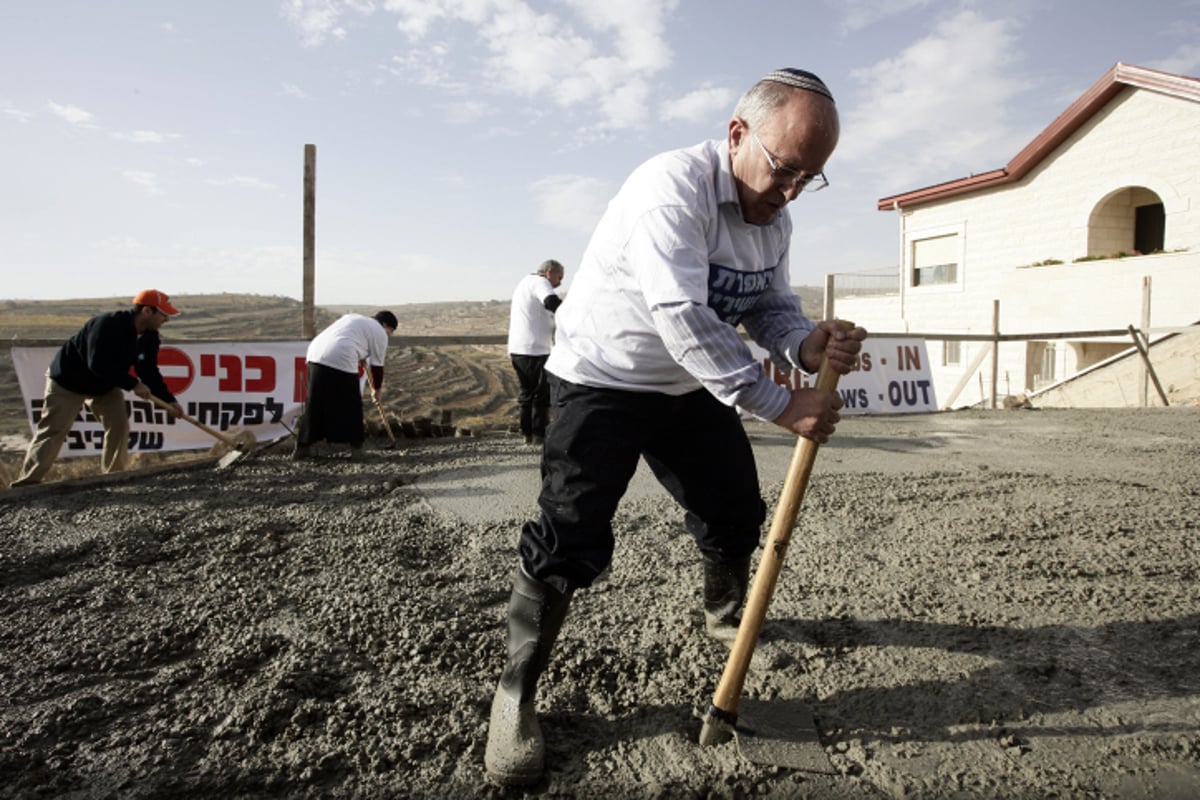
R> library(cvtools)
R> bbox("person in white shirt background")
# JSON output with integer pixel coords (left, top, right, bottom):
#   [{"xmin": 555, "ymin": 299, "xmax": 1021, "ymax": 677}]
[
  {"xmin": 484, "ymin": 68, "xmax": 867, "ymax": 786},
  {"xmin": 293, "ymin": 310, "xmax": 397, "ymax": 461},
  {"xmin": 506, "ymin": 259, "xmax": 565, "ymax": 446}
]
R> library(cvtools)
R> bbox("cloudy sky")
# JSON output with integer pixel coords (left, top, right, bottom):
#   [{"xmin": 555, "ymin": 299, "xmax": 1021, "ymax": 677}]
[{"xmin": 2, "ymin": 0, "xmax": 1198, "ymax": 306}]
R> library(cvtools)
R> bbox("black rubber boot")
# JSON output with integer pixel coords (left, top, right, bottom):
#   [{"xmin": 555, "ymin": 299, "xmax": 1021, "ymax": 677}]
[
  {"xmin": 703, "ymin": 555, "xmax": 751, "ymax": 644},
  {"xmin": 484, "ymin": 567, "xmax": 572, "ymax": 786}
]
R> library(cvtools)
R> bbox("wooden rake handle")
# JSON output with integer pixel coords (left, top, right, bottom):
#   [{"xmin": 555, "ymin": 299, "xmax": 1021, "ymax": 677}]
[
  {"xmin": 146, "ymin": 394, "xmax": 239, "ymax": 449},
  {"xmin": 705, "ymin": 340, "xmax": 845, "ymax": 730},
  {"xmin": 362, "ymin": 363, "xmax": 397, "ymax": 444}
]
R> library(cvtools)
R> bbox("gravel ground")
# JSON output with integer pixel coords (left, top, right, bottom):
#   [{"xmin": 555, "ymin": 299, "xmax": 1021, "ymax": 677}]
[{"xmin": 1, "ymin": 408, "xmax": 1198, "ymax": 799}]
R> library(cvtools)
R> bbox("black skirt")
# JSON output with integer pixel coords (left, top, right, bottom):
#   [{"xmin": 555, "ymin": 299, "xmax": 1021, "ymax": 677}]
[{"xmin": 296, "ymin": 362, "xmax": 365, "ymax": 446}]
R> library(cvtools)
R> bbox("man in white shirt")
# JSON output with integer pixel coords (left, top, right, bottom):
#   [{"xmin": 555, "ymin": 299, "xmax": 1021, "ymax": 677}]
[
  {"xmin": 506, "ymin": 259, "xmax": 565, "ymax": 445},
  {"xmin": 293, "ymin": 310, "xmax": 396, "ymax": 461},
  {"xmin": 485, "ymin": 68, "xmax": 867, "ymax": 786}
]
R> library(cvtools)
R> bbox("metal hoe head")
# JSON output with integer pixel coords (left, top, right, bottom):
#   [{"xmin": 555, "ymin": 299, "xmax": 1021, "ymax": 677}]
[
  {"xmin": 216, "ymin": 430, "xmax": 257, "ymax": 470},
  {"xmin": 730, "ymin": 699, "xmax": 835, "ymax": 772}
]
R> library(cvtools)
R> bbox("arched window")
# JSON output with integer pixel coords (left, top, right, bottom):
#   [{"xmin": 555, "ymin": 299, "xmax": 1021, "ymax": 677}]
[{"xmin": 1085, "ymin": 186, "xmax": 1165, "ymax": 257}]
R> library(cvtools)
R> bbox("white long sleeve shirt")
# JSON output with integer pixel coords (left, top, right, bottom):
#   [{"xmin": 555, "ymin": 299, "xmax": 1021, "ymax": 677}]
[
  {"xmin": 507, "ymin": 273, "xmax": 559, "ymax": 356},
  {"xmin": 545, "ymin": 139, "xmax": 814, "ymax": 422},
  {"xmin": 306, "ymin": 314, "xmax": 389, "ymax": 375}
]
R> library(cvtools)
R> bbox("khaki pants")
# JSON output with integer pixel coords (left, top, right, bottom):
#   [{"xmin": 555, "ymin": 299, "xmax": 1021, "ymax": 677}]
[{"xmin": 12, "ymin": 377, "xmax": 130, "ymax": 486}]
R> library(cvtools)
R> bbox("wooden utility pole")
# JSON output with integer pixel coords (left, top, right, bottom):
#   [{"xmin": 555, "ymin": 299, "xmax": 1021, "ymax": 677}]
[
  {"xmin": 990, "ymin": 299, "xmax": 1000, "ymax": 409},
  {"xmin": 302, "ymin": 144, "xmax": 317, "ymax": 338}
]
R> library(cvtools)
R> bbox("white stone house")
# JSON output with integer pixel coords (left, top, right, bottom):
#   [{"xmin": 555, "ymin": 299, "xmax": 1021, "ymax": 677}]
[{"xmin": 832, "ymin": 63, "xmax": 1200, "ymax": 408}]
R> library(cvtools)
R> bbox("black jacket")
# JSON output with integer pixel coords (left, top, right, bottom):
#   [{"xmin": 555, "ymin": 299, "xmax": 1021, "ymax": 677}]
[{"xmin": 50, "ymin": 310, "xmax": 176, "ymax": 403}]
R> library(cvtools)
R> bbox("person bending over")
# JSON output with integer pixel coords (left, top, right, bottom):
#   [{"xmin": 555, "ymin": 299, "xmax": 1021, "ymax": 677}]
[
  {"xmin": 484, "ymin": 68, "xmax": 867, "ymax": 786},
  {"xmin": 293, "ymin": 310, "xmax": 397, "ymax": 461}
]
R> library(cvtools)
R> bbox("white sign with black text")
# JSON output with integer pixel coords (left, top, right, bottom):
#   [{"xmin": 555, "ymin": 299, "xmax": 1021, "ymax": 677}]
[{"xmin": 748, "ymin": 337, "xmax": 937, "ymax": 415}]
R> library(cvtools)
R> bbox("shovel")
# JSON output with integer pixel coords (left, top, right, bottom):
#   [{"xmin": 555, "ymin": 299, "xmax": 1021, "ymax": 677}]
[
  {"xmin": 148, "ymin": 395, "xmax": 256, "ymax": 469},
  {"xmin": 697, "ymin": 335, "xmax": 846, "ymax": 770},
  {"xmin": 363, "ymin": 364, "xmax": 397, "ymax": 449}
]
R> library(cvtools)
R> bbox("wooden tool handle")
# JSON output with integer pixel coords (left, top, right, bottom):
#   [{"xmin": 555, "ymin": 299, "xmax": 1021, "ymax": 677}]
[
  {"xmin": 361, "ymin": 362, "xmax": 397, "ymax": 443},
  {"xmin": 147, "ymin": 394, "xmax": 237, "ymax": 448},
  {"xmin": 708, "ymin": 340, "xmax": 845, "ymax": 717}
]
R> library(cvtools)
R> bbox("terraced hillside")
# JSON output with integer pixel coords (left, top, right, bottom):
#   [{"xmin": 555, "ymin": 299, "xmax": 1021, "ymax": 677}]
[
  {"xmin": 0, "ymin": 295, "xmax": 517, "ymax": 454},
  {"xmin": 0, "ymin": 287, "xmax": 825, "ymax": 450}
]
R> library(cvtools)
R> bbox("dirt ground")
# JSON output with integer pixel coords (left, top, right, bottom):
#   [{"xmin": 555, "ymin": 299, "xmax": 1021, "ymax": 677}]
[{"xmin": 1, "ymin": 408, "xmax": 1198, "ymax": 799}]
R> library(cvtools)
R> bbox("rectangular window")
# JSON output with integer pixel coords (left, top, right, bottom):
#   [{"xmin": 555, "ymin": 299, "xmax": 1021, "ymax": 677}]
[
  {"xmin": 943, "ymin": 340, "xmax": 961, "ymax": 366},
  {"xmin": 912, "ymin": 234, "xmax": 959, "ymax": 287},
  {"xmin": 1039, "ymin": 343, "xmax": 1057, "ymax": 387}
]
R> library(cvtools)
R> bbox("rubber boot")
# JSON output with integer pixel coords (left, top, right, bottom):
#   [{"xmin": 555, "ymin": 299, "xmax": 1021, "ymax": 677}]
[
  {"xmin": 703, "ymin": 555, "xmax": 751, "ymax": 644},
  {"xmin": 484, "ymin": 567, "xmax": 572, "ymax": 786}
]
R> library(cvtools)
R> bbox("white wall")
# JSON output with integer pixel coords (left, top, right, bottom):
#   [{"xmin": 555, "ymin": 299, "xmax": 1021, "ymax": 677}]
[{"xmin": 834, "ymin": 86, "xmax": 1200, "ymax": 408}]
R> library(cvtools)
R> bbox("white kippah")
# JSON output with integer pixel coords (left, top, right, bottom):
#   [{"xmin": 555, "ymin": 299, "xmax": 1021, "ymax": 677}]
[{"xmin": 762, "ymin": 68, "xmax": 834, "ymax": 102}]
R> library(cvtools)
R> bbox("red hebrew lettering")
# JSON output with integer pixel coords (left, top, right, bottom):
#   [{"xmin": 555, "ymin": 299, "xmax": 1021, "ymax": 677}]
[
  {"xmin": 244, "ymin": 355, "xmax": 275, "ymax": 393},
  {"xmin": 217, "ymin": 354, "xmax": 242, "ymax": 392}
]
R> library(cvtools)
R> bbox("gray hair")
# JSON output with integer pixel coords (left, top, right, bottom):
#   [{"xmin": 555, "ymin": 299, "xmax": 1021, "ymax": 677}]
[
  {"xmin": 536, "ymin": 259, "xmax": 564, "ymax": 277},
  {"xmin": 734, "ymin": 68, "xmax": 835, "ymax": 129}
]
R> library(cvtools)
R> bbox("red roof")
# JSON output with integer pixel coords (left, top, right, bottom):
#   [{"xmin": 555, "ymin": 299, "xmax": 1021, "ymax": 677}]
[{"xmin": 877, "ymin": 63, "xmax": 1200, "ymax": 211}]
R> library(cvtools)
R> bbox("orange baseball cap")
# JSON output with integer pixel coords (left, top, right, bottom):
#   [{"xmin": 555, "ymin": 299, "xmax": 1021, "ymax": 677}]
[{"xmin": 132, "ymin": 289, "xmax": 180, "ymax": 316}]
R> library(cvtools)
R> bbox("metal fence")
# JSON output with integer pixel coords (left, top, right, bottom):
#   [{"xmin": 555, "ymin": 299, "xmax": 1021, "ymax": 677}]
[{"xmin": 826, "ymin": 267, "xmax": 900, "ymax": 299}]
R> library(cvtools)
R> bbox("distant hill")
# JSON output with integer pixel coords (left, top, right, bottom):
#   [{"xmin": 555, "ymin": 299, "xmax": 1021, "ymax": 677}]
[
  {"xmin": 0, "ymin": 288, "xmax": 828, "ymax": 448},
  {"xmin": 2, "ymin": 286, "xmax": 826, "ymax": 342},
  {"xmin": 0, "ymin": 294, "xmax": 329, "ymax": 342}
]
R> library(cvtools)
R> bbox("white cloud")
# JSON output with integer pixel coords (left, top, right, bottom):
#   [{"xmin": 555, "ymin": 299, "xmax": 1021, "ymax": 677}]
[
  {"xmin": 281, "ymin": 0, "xmax": 360, "ymax": 46},
  {"xmin": 442, "ymin": 100, "xmax": 491, "ymax": 124},
  {"xmin": 661, "ymin": 85, "xmax": 736, "ymax": 124},
  {"xmin": 1149, "ymin": 43, "xmax": 1200, "ymax": 76},
  {"xmin": 47, "ymin": 100, "xmax": 95, "ymax": 126},
  {"xmin": 835, "ymin": 0, "xmax": 938, "ymax": 33},
  {"xmin": 840, "ymin": 9, "xmax": 1034, "ymax": 187},
  {"xmin": 123, "ymin": 170, "xmax": 162, "ymax": 195},
  {"xmin": 287, "ymin": 0, "xmax": 678, "ymax": 129},
  {"xmin": 380, "ymin": 47, "xmax": 461, "ymax": 89},
  {"xmin": 373, "ymin": 0, "xmax": 677, "ymax": 129},
  {"xmin": 3, "ymin": 106, "xmax": 33, "ymax": 123},
  {"xmin": 382, "ymin": 0, "xmax": 449, "ymax": 38},
  {"xmin": 112, "ymin": 130, "xmax": 183, "ymax": 144},
  {"xmin": 598, "ymin": 78, "xmax": 651, "ymax": 130},
  {"xmin": 207, "ymin": 176, "xmax": 281, "ymax": 192},
  {"xmin": 557, "ymin": 0, "xmax": 675, "ymax": 72},
  {"xmin": 530, "ymin": 174, "xmax": 611, "ymax": 234},
  {"xmin": 477, "ymin": 6, "xmax": 595, "ymax": 99},
  {"xmin": 281, "ymin": 82, "xmax": 309, "ymax": 99}
]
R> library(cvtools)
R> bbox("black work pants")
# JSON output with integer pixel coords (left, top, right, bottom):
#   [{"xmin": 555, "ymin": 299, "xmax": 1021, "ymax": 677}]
[
  {"xmin": 510, "ymin": 354, "xmax": 551, "ymax": 438},
  {"xmin": 518, "ymin": 375, "xmax": 767, "ymax": 594},
  {"xmin": 297, "ymin": 362, "xmax": 365, "ymax": 447}
]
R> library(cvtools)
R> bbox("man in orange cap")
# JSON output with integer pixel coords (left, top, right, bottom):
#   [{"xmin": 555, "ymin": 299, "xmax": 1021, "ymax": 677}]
[{"xmin": 11, "ymin": 290, "xmax": 185, "ymax": 486}]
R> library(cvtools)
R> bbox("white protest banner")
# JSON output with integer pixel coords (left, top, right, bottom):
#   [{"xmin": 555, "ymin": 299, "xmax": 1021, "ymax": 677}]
[
  {"xmin": 14, "ymin": 342, "xmax": 311, "ymax": 457},
  {"xmin": 749, "ymin": 337, "xmax": 937, "ymax": 414}
]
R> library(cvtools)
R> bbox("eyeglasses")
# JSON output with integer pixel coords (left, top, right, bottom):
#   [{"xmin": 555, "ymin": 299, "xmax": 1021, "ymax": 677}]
[{"xmin": 750, "ymin": 129, "xmax": 828, "ymax": 192}]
